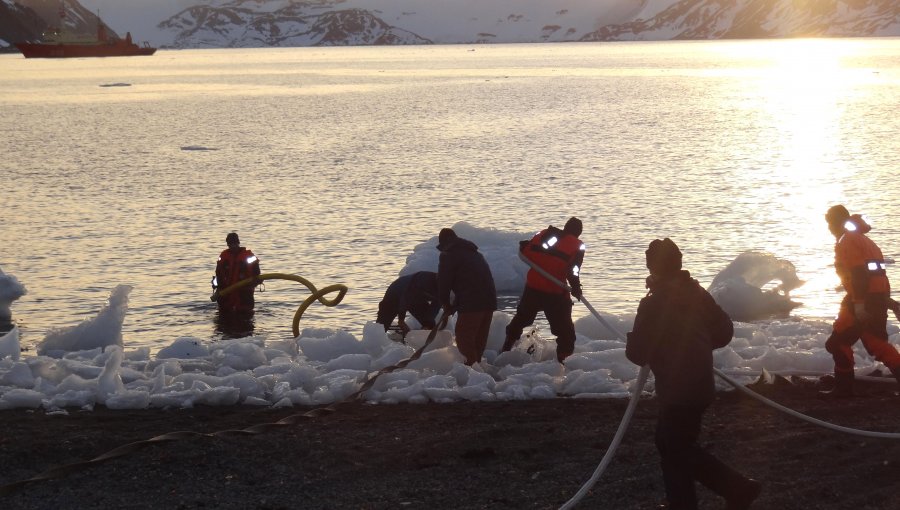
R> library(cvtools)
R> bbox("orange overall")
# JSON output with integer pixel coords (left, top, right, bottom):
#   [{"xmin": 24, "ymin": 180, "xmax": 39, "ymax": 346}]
[
  {"xmin": 826, "ymin": 218, "xmax": 900, "ymax": 376},
  {"xmin": 215, "ymin": 247, "xmax": 260, "ymax": 314}
]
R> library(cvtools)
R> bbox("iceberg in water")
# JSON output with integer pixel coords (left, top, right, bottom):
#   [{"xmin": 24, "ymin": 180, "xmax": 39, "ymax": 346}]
[
  {"xmin": 37, "ymin": 285, "xmax": 133, "ymax": 357},
  {"xmin": 708, "ymin": 251, "xmax": 802, "ymax": 322},
  {"xmin": 0, "ymin": 265, "xmax": 27, "ymax": 322}
]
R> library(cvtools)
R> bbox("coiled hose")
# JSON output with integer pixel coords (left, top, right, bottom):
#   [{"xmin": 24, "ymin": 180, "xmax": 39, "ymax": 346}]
[{"xmin": 215, "ymin": 272, "xmax": 348, "ymax": 337}]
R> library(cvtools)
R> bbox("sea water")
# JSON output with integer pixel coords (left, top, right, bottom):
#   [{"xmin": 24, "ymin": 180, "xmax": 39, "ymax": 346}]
[{"xmin": 2, "ymin": 39, "xmax": 900, "ymax": 357}]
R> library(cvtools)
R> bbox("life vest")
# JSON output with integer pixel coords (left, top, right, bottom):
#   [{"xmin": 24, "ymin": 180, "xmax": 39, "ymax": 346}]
[
  {"xmin": 214, "ymin": 247, "xmax": 260, "ymax": 313},
  {"xmin": 522, "ymin": 226, "xmax": 585, "ymax": 294},
  {"xmin": 834, "ymin": 215, "xmax": 889, "ymax": 301},
  {"xmin": 215, "ymin": 248, "xmax": 260, "ymax": 289}
]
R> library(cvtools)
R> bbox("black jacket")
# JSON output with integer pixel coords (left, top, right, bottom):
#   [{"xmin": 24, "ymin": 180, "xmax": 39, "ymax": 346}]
[
  {"xmin": 626, "ymin": 270, "xmax": 733, "ymax": 407},
  {"xmin": 438, "ymin": 237, "xmax": 498, "ymax": 313},
  {"xmin": 377, "ymin": 271, "xmax": 439, "ymax": 326}
]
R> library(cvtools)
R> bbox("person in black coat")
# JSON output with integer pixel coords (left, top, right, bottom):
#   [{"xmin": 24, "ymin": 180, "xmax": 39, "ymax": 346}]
[
  {"xmin": 436, "ymin": 228, "xmax": 497, "ymax": 365},
  {"xmin": 626, "ymin": 238, "xmax": 760, "ymax": 510},
  {"xmin": 376, "ymin": 271, "xmax": 440, "ymax": 335}
]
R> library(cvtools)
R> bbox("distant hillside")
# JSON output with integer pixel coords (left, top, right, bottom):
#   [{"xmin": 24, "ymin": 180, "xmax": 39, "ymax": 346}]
[
  {"xmin": 3, "ymin": 0, "xmax": 899, "ymax": 52},
  {"xmin": 158, "ymin": 4, "xmax": 432, "ymax": 47},
  {"xmin": 0, "ymin": 0, "xmax": 45, "ymax": 51},
  {"xmin": 581, "ymin": 0, "xmax": 900, "ymax": 40},
  {"xmin": 1, "ymin": 0, "xmax": 120, "ymax": 51}
]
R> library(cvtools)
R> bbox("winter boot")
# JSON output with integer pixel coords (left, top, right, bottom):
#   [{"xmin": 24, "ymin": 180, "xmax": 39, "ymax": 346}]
[
  {"xmin": 725, "ymin": 478, "xmax": 762, "ymax": 510},
  {"xmin": 819, "ymin": 372, "xmax": 854, "ymax": 398}
]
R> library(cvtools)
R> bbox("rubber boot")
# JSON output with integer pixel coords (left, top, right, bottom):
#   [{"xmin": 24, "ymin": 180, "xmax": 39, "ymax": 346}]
[
  {"xmin": 500, "ymin": 335, "xmax": 517, "ymax": 353},
  {"xmin": 819, "ymin": 372, "xmax": 854, "ymax": 398}
]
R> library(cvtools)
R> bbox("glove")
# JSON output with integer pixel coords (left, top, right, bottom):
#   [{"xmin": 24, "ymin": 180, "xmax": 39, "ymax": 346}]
[
  {"xmin": 853, "ymin": 302, "xmax": 870, "ymax": 324},
  {"xmin": 571, "ymin": 285, "xmax": 583, "ymax": 301}
]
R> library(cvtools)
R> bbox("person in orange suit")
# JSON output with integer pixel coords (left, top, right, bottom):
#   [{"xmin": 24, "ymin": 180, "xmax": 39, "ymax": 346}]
[
  {"xmin": 502, "ymin": 217, "xmax": 585, "ymax": 363},
  {"xmin": 822, "ymin": 205, "xmax": 900, "ymax": 396},
  {"xmin": 212, "ymin": 232, "xmax": 261, "ymax": 316}
]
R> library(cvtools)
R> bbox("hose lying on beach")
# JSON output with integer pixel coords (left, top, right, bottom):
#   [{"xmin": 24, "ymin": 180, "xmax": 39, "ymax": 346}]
[
  {"xmin": 714, "ymin": 368, "xmax": 900, "ymax": 440},
  {"xmin": 0, "ymin": 313, "xmax": 451, "ymax": 496},
  {"xmin": 215, "ymin": 272, "xmax": 348, "ymax": 337},
  {"xmin": 512, "ymin": 252, "xmax": 900, "ymax": 509}
]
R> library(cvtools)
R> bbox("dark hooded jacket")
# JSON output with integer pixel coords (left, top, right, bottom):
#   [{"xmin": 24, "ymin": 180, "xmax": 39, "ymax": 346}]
[
  {"xmin": 437, "ymin": 237, "xmax": 497, "ymax": 313},
  {"xmin": 626, "ymin": 270, "xmax": 733, "ymax": 407}
]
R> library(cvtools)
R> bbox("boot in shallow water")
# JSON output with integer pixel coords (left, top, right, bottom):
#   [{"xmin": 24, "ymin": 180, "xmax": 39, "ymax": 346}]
[{"xmin": 818, "ymin": 372, "xmax": 854, "ymax": 398}]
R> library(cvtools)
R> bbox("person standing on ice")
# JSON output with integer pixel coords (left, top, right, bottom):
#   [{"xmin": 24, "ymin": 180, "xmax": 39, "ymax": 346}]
[
  {"xmin": 821, "ymin": 205, "xmax": 900, "ymax": 397},
  {"xmin": 212, "ymin": 232, "xmax": 261, "ymax": 315},
  {"xmin": 436, "ymin": 228, "xmax": 497, "ymax": 365},
  {"xmin": 376, "ymin": 271, "xmax": 441, "ymax": 336},
  {"xmin": 501, "ymin": 217, "xmax": 584, "ymax": 363},
  {"xmin": 626, "ymin": 238, "xmax": 761, "ymax": 510}
]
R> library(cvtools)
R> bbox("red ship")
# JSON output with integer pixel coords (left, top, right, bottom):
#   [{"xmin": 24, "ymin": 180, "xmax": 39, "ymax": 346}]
[{"xmin": 16, "ymin": 20, "xmax": 156, "ymax": 59}]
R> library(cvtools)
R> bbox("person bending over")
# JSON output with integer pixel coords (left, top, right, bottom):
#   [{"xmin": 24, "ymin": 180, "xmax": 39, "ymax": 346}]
[{"xmin": 376, "ymin": 271, "xmax": 440, "ymax": 336}]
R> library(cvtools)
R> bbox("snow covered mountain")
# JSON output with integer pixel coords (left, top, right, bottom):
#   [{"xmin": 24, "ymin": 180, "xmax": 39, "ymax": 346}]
[
  {"xmin": 157, "ymin": 3, "xmax": 432, "ymax": 47},
  {"xmin": 153, "ymin": 0, "xmax": 633, "ymax": 48},
  {"xmin": 0, "ymin": 0, "xmax": 45, "ymax": 49},
  {"xmin": 581, "ymin": 0, "xmax": 900, "ymax": 40},
  {"xmin": 4, "ymin": 0, "xmax": 900, "ymax": 51},
  {"xmin": 1, "ymin": 0, "xmax": 122, "ymax": 50}
]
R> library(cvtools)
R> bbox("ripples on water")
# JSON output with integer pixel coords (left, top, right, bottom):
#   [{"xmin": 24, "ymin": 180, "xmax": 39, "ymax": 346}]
[{"xmin": 2, "ymin": 39, "xmax": 900, "ymax": 351}]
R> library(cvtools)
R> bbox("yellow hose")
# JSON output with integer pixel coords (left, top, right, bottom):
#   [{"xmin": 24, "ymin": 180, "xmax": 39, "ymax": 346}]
[{"xmin": 216, "ymin": 273, "xmax": 348, "ymax": 337}]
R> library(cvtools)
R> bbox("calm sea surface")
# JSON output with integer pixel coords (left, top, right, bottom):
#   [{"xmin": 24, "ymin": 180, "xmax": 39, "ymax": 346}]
[{"xmin": 2, "ymin": 39, "xmax": 900, "ymax": 351}]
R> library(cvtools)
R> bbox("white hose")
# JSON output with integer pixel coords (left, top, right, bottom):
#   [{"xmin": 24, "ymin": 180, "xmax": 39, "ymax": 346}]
[
  {"xmin": 558, "ymin": 365, "xmax": 649, "ymax": 510},
  {"xmin": 516, "ymin": 252, "xmax": 652, "ymax": 510},
  {"xmin": 713, "ymin": 368, "xmax": 900, "ymax": 439}
]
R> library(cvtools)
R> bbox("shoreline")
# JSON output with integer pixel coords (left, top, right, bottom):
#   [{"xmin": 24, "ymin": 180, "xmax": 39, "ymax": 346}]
[{"xmin": 1, "ymin": 381, "xmax": 898, "ymax": 509}]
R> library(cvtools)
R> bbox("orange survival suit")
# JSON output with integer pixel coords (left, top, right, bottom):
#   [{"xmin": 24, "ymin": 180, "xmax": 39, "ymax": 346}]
[
  {"xmin": 503, "ymin": 224, "xmax": 585, "ymax": 362},
  {"xmin": 214, "ymin": 246, "xmax": 261, "ymax": 314},
  {"xmin": 825, "ymin": 214, "xmax": 900, "ymax": 389}
]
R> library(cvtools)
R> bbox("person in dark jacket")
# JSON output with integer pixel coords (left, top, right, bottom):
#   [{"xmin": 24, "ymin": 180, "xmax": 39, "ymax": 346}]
[
  {"xmin": 502, "ymin": 217, "xmax": 585, "ymax": 362},
  {"xmin": 436, "ymin": 228, "xmax": 497, "ymax": 365},
  {"xmin": 376, "ymin": 271, "xmax": 441, "ymax": 336},
  {"xmin": 626, "ymin": 238, "xmax": 760, "ymax": 510}
]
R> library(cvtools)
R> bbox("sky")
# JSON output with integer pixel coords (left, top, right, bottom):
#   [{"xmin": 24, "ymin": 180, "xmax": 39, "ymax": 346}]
[{"xmin": 3, "ymin": 223, "xmax": 897, "ymax": 412}]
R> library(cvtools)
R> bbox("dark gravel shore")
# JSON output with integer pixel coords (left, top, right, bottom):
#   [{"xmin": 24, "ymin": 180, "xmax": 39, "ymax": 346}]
[{"xmin": 1, "ymin": 378, "xmax": 898, "ymax": 510}]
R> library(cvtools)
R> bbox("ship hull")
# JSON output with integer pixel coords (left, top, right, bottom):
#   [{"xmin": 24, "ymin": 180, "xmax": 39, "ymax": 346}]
[{"xmin": 15, "ymin": 42, "xmax": 156, "ymax": 58}]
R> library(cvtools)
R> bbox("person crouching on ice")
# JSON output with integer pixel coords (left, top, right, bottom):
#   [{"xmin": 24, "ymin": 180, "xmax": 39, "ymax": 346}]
[
  {"xmin": 821, "ymin": 205, "xmax": 900, "ymax": 397},
  {"xmin": 626, "ymin": 238, "xmax": 760, "ymax": 510},
  {"xmin": 212, "ymin": 232, "xmax": 261, "ymax": 316},
  {"xmin": 376, "ymin": 271, "xmax": 441, "ymax": 337}
]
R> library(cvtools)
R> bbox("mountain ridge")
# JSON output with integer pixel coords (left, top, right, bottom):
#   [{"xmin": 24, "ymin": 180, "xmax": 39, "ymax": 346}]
[{"xmin": 2, "ymin": 0, "xmax": 899, "ymax": 51}]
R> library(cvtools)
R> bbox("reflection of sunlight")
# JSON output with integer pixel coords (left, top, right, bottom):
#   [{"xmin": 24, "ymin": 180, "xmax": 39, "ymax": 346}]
[
  {"xmin": 716, "ymin": 40, "xmax": 874, "ymax": 319},
  {"xmin": 764, "ymin": 40, "xmax": 853, "ymax": 182}
]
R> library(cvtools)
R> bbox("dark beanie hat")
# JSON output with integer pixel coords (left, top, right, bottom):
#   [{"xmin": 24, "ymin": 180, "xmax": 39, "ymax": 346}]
[
  {"xmin": 646, "ymin": 238, "xmax": 682, "ymax": 275},
  {"xmin": 436, "ymin": 228, "xmax": 458, "ymax": 251},
  {"xmin": 563, "ymin": 217, "xmax": 583, "ymax": 237},
  {"xmin": 226, "ymin": 232, "xmax": 240, "ymax": 244}
]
